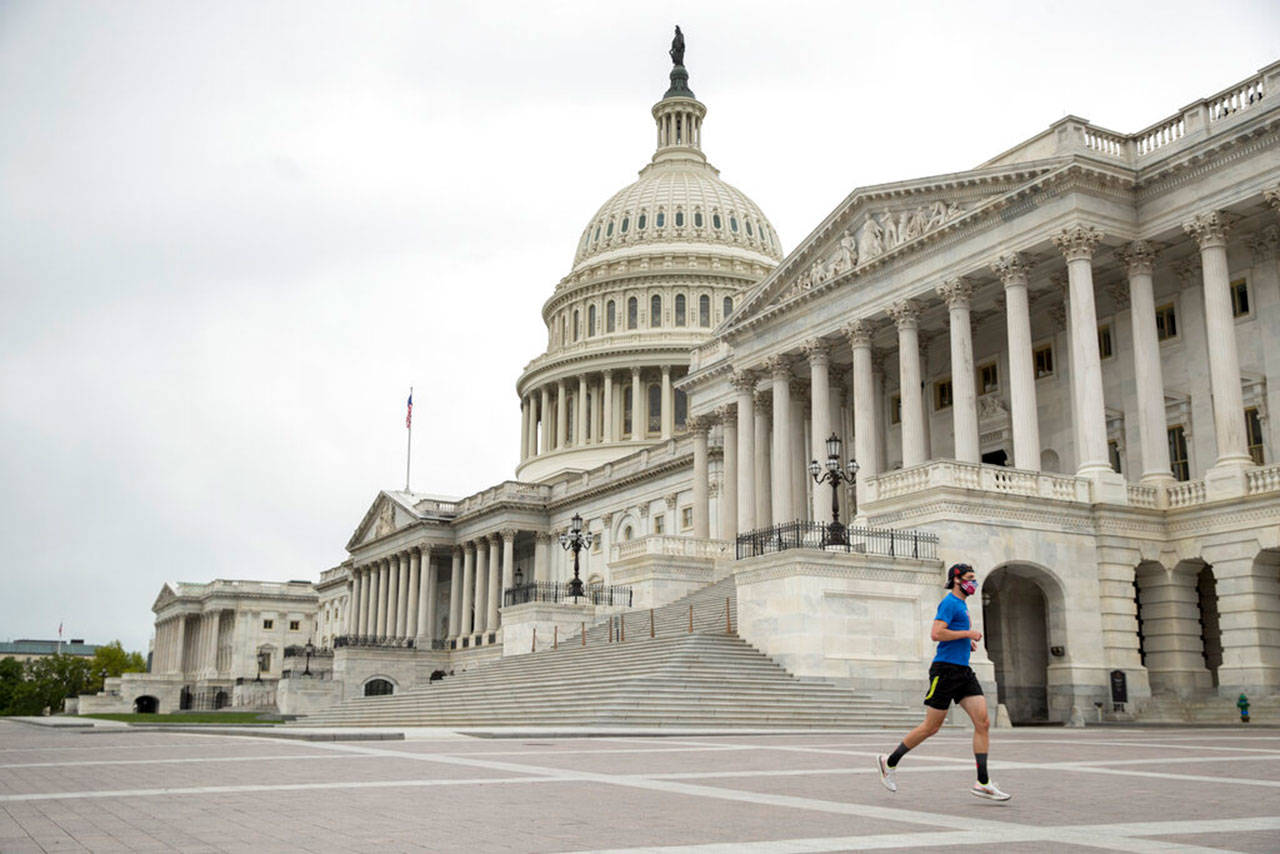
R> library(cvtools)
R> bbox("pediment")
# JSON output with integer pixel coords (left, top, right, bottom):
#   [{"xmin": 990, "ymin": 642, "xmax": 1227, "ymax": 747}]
[
  {"xmin": 732, "ymin": 164, "xmax": 1062, "ymax": 324},
  {"xmin": 347, "ymin": 491, "xmax": 419, "ymax": 551},
  {"xmin": 151, "ymin": 583, "xmax": 178, "ymax": 612}
]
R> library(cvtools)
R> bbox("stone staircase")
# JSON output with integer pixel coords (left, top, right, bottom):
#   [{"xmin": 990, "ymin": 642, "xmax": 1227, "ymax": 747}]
[
  {"xmin": 301, "ymin": 577, "xmax": 925, "ymax": 728},
  {"xmin": 1136, "ymin": 691, "xmax": 1280, "ymax": 724}
]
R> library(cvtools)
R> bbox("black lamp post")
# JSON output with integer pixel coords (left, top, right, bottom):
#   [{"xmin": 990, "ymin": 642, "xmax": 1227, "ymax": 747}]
[
  {"xmin": 808, "ymin": 433, "xmax": 860, "ymax": 547},
  {"xmin": 303, "ymin": 639, "xmax": 314, "ymax": 676},
  {"xmin": 558, "ymin": 512, "xmax": 594, "ymax": 600}
]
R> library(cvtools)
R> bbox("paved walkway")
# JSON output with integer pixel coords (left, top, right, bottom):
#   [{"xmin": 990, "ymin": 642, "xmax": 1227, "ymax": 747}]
[{"xmin": 1, "ymin": 719, "xmax": 1277, "ymax": 852}]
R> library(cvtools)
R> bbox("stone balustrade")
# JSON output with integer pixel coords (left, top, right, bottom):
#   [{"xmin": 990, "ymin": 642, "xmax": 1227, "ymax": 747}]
[
  {"xmin": 612, "ymin": 534, "xmax": 730, "ymax": 563},
  {"xmin": 868, "ymin": 459, "xmax": 1091, "ymax": 504},
  {"xmin": 1246, "ymin": 464, "xmax": 1280, "ymax": 495},
  {"xmin": 1166, "ymin": 480, "xmax": 1207, "ymax": 508},
  {"xmin": 1126, "ymin": 484, "xmax": 1161, "ymax": 509}
]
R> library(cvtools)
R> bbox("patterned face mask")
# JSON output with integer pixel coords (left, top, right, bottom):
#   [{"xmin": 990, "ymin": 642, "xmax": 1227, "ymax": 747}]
[{"xmin": 957, "ymin": 577, "xmax": 978, "ymax": 596}]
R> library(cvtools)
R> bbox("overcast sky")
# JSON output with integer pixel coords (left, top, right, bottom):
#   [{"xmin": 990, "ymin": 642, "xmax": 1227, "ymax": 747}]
[{"xmin": 2, "ymin": 1, "xmax": 1277, "ymax": 655}]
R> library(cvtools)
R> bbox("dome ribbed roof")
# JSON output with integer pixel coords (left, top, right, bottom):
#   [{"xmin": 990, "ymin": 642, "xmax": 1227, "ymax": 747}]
[{"xmin": 572, "ymin": 163, "xmax": 782, "ymax": 270}]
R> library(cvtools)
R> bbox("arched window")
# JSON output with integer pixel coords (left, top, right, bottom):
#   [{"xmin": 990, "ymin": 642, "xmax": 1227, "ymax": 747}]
[
  {"xmin": 723, "ymin": 296, "xmax": 733, "ymax": 319},
  {"xmin": 638, "ymin": 213, "xmax": 647, "ymax": 230},
  {"xmin": 713, "ymin": 213, "xmax": 722, "ymax": 230},
  {"xmin": 623, "ymin": 387, "xmax": 633, "ymax": 435},
  {"xmin": 624, "ymin": 525, "xmax": 634, "ymax": 540},
  {"xmin": 561, "ymin": 315, "xmax": 567, "ymax": 346},
  {"xmin": 627, "ymin": 297, "xmax": 638, "ymax": 330},
  {"xmin": 620, "ymin": 217, "xmax": 629, "ymax": 233},
  {"xmin": 650, "ymin": 295, "xmax": 662, "ymax": 328},
  {"xmin": 573, "ymin": 309, "xmax": 580, "ymax": 341},
  {"xmin": 675, "ymin": 294, "xmax": 686, "ymax": 326},
  {"xmin": 593, "ymin": 225, "xmax": 601, "ymax": 242},
  {"xmin": 694, "ymin": 211, "xmax": 703, "ymax": 228},
  {"xmin": 699, "ymin": 294, "xmax": 710, "ymax": 327},
  {"xmin": 656, "ymin": 211, "xmax": 665, "ymax": 228},
  {"xmin": 745, "ymin": 220, "xmax": 754, "ymax": 236},
  {"xmin": 648, "ymin": 384, "xmax": 662, "ymax": 434},
  {"xmin": 675, "ymin": 389, "xmax": 688, "ymax": 429},
  {"xmin": 364, "ymin": 678, "xmax": 394, "ymax": 697},
  {"xmin": 730, "ymin": 216, "xmax": 739, "ymax": 232},
  {"xmin": 606, "ymin": 300, "xmax": 616, "ymax": 332},
  {"xmin": 675, "ymin": 211, "xmax": 684, "ymax": 227},
  {"xmin": 606, "ymin": 220, "xmax": 614, "ymax": 237},
  {"xmin": 588, "ymin": 305, "xmax": 597, "ymax": 337}
]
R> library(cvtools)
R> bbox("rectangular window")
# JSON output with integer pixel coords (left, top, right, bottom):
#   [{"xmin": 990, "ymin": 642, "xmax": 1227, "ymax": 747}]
[
  {"xmin": 1230, "ymin": 278, "xmax": 1250, "ymax": 318},
  {"xmin": 606, "ymin": 301, "xmax": 616, "ymax": 333},
  {"xmin": 681, "ymin": 507, "xmax": 693, "ymax": 530},
  {"xmin": 1108, "ymin": 440, "xmax": 1123, "ymax": 474},
  {"xmin": 263, "ymin": 619, "xmax": 274, "ymax": 630},
  {"xmin": 1156, "ymin": 303, "xmax": 1177, "ymax": 341},
  {"xmin": 889, "ymin": 394, "xmax": 901, "ymax": 425},
  {"xmin": 978, "ymin": 361, "xmax": 999, "ymax": 394},
  {"xmin": 653, "ymin": 515, "xmax": 665, "ymax": 534},
  {"xmin": 1098, "ymin": 324, "xmax": 1113, "ymax": 359},
  {"xmin": 1246, "ymin": 407, "xmax": 1265, "ymax": 464},
  {"xmin": 1033, "ymin": 344, "xmax": 1054, "ymax": 378},
  {"xmin": 934, "ymin": 378, "xmax": 953, "ymax": 410},
  {"xmin": 647, "ymin": 384, "xmax": 661, "ymax": 434},
  {"xmin": 289, "ymin": 620, "xmax": 300, "ymax": 631},
  {"xmin": 1168, "ymin": 425, "xmax": 1189, "ymax": 482}
]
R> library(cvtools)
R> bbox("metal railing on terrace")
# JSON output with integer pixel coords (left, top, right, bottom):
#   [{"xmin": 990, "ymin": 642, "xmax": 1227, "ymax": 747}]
[
  {"xmin": 735, "ymin": 521, "xmax": 938, "ymax": 560},
  {"xmin": 332, "ymin": 635, "xmax": 416, "ymax": 649},
  {"xmin": 503, "ymin": 581, "xmax": 633, "ymax": 608}
]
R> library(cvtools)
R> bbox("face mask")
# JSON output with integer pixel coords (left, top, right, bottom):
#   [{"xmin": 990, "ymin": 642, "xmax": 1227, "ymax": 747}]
[{"xmin": 958, "ymin": 578, "xmax": 977, "ymax": 596}]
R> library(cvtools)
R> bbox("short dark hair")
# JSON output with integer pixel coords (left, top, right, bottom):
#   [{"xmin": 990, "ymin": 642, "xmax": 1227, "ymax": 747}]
[{"xmin": 945, "ymin": 563, "xmax": 974, "ymax": 589}]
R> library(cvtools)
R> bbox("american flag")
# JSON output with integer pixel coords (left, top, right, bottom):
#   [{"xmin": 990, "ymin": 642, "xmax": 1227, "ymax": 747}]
[{"xmin": 406, "ymin": 390, "xmax": 413, "ymax": 429}]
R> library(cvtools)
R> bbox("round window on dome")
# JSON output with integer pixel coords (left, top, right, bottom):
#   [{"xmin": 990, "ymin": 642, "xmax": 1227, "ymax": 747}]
[
  {"xmin": 656, "ymin": 211, "xmax": 665, "ymax": 228},
  {"xmin": 730, "ymin": 217, "xmax": 739, "ymax": 233},
  {"xmin": 694, "ymin": 211, "xmax": 703, "ymax": 228},
  {"xmin": 713, "ymin": 214, "xmax": 722, "ymax": 230},
  {"xmin": 675, "ymin": 211, "xmax": 684, "ymax": 227},
  {"xmin": 606, "ymin": 221, "xmax": 614, "ymax": 237},
  {"xmin": 621, "ymin": 217, "xmax": 629, "ymax": 233},
  {"xmin": 638, "ymin": 213, "xmax": 647, "ymax": 230}
]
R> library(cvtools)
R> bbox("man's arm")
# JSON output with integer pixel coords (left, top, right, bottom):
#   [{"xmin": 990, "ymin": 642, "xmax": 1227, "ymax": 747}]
[{"xmin": 931, "ymin": 619, "xmax": 980, "ymax": 642}]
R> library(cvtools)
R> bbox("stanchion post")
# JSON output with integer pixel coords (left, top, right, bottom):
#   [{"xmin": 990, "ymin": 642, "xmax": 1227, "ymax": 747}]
[
  {"xmin": 650, "ymin": 608, "xmax": 655, "ymax": 638},
  {"xmin": 725, "ymin": 597, "xmax": 731, "ymax": 634},
  {"xmin": 554, "ymin": 625, "xmax": 558, "ymax": 650},
  {"xmin": 581, "ymin": 621, "xmax": 586, "ymax": 646},
  {"xmin": 688, "ymin": 603, "xmax": 693, "ymax": 633},
  {"xmin": 620, "ymin": 612, "xmax": 625, "ymax": 642},
  {"xmin": 532, "ymin": 627, "xmax": 537, "ymax": 652},
  {"xmin": 609, "ymin": 616, "xmax": 614, "ymax": 643}
]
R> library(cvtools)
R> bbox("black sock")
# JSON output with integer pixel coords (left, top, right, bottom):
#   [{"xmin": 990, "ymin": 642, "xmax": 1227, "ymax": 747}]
[
  {"xmin": 886, "ymin": 742, "xmax": 910, "ymax": 768},
  {"xmin": 975, "ymin": 752, "xmax": 989, "ymax": 785}
]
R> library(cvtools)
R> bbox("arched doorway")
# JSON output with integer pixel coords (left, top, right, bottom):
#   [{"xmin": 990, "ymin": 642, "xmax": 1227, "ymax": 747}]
[
  {"xmin": 178, "ymin": 686, "xmax": 192, "ymax": 711},
  {"xmin": 134, "ymin": 695, "xmax": 158, "ymax": 714},
  {"xmin": 214, "ymin": 690, "xmax": 229, "ymax": 710},
  {"xmin": 982, "ymin": 562, "xmax": 1066, "ymax": 724},
  {"xmin": 364, "ymin": 678, "xmax": 394, "ymax": 697}
]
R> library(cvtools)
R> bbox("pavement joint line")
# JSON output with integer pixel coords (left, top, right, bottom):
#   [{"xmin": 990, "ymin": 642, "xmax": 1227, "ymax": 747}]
[{"xmin": 0, "ymin": 754, "xmax": 374, "ymax": 769}]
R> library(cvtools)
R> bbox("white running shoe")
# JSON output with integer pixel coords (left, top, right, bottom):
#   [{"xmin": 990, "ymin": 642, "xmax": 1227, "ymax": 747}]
[
  {"xmin": 876, "ymin": 754, "xmax": 897, "ymax": 792},
  {"xmin": 970, "ymin": 780, "xmax": 1011, "ymax": 801}
]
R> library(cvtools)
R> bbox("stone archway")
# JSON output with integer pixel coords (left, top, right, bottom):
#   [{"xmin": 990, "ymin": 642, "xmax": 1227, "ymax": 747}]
[
  {"xmin": 363, "ymin": 677, "xmax": 395, "ymax": 697},
  {"xmin": 133, "ymin": 695, "xmax": 158, "ymax": 714},
  {"xmin": 1135, "ymin": 560, "xmax": 1216, "ymax": 697},
  {"xmin": 981, "ymin": 562, "xmax": 1068, "ymax": 724}
]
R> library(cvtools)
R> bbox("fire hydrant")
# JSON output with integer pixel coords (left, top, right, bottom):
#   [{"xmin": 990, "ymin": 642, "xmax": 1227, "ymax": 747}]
[{"xmin": 1237, "ymin": 693, "xmax": 1250, "ymax": 723}]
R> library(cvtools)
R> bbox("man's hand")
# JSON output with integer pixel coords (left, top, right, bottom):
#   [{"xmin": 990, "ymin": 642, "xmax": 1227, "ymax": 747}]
[
  {"xmin": 970, "ymin": 639, "xmax": 979, "ymax": 651},
  {"xmin": 968, "ymin": 630, "xmax": 983, "ymax": 641}
]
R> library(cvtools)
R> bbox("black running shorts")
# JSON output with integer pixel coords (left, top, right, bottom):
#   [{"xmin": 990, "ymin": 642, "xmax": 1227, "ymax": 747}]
[{"xmin": 923, "ymin": 661, "xmax": 984, "ymax": 710}]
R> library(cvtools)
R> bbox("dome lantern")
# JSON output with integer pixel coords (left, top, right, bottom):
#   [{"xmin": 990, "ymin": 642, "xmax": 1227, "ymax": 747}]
[{"xmin": 651, "ymin": 26, "xmax": 707, "ymax": 167}]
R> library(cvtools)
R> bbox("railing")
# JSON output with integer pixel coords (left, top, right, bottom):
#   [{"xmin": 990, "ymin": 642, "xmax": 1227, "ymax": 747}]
[
  {"xmin": 1208, "ymin": 74, "xmax": 1266, "ymax": 122},
  {"xmin": 1166, "ymin": 479, "xmax": 1206, "ymax": 508},
  {"xmin": 870, "ymin": 459, "xmax": 1091, "ymax": 503},
  {"xmin": 332, "ymin": 635, "xmax": 416, "ymax": 649},
  {"xmin": 283, "ymin": 645, "xmax": 334, "ymax": 658},
  {"xmin": 1246, "ymin": 464, "xmax": 1280, "ymax": 495},
  {"xmin": 1083, "ymin": 126, "xmax": 1127, "ymax": 158},
  {"xmin": 1126, "ymin": 484, "xmax": 1160, "ymax": 509},
  {"xmin": 612, "ymin": 534, "xmax": 730, "ymax": 562},
  {"xmin": 735, "ymin": 521, "xmax": 938, "ymax": 560},
  {"xmin": 1134, "ymin": 114, "xmax": 1185, "ymax": 156},
  {"xmin": 280, "ymin": 669, "xmax": 332, "ymax": 680},
  {"xmin": 503, "ymin": 581, "xmax": 633, "ymax": 608}
]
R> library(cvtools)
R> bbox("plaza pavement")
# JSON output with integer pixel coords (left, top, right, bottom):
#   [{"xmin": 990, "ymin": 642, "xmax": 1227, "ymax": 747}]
[{"xmin": 1, "ymin": 719, "xmax": 1278, "ymax": 852}]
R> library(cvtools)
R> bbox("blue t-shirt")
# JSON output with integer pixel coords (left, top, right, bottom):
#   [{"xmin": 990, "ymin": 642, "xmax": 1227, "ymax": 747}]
[{"xmin": 933, "ymin": 592, "xmax": 971, "ymax": 666}]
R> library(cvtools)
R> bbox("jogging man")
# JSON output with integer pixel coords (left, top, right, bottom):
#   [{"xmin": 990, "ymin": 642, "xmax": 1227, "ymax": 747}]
[{"xmin": 877, "ymin": 563, "xmax": 1011, "ymax": 800}]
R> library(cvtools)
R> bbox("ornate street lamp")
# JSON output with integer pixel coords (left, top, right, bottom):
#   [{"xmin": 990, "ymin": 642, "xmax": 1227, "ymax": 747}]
[
  {"xmin": 558, "ymin": 512, "xmax": 594, "ymax": 600},
  {"xmin": 808, "ymin": 433, "xmax": 859, "ymax": 547},
  {"xmin": 303, "ymin": 639, "xmax": 315, "ymax": 676}
]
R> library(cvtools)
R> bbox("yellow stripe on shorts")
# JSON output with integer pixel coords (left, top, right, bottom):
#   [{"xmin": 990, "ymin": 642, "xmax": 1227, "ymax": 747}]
[{"xmin": 924, "ymin": 675, "xmax": 939, "ymax": 700}]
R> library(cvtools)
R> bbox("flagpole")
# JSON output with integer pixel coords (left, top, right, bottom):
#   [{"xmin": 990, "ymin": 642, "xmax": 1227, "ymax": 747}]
[{"xmin": 405, "ymin": 386, "xmax": 413, "ymax": 492}]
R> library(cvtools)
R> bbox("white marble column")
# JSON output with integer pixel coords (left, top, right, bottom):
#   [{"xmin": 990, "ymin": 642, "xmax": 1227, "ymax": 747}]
[
  {"xmin": 789, "ymin": 381, "xmax": 807, "ymax": 519},
  {"xmin": 992, "ymin": 253, "xmax": 1041, "ymax": 470},
  {"xmin": 890, "ymin": 300, "xmax": 927, "ymax": 467},
  {"xmin": 556, "ymin": 381, "xmax": 568, "ymax": 450},
  {"xmin": 386, "ymin": 554, "xmax": 402, "ymax": 638},
  {"xmin": 486, "ymin": 533, "xmax": 501, "ymax": 631},
  {"xmin": 691, "ymin": 417, "xmax": 710, "ymax": 537},
  {"xmin": 1054, "ymin": 225, "xmax": 1113, "ymax": 478},
  {"xmin": 603, "ymin": 372, "xmax": 615, "ymax": 442},
  {"xmin": 631, "ymin": 368, "xmax": 644, "ymax": 440},
  {"xmin": 448, "ymin": 547, "xmax": 463, "ymax": 641},
  {"xmin": 661, "ymin": 366, "xmax": 674, "ymax": 439},
  {"xmin": 460, "ymin": 544, "xmax": 475, "ymax": 637},
  {"xmin": 348, "ymin": 570, "xmax": 362, "ymax": 635},
  {"xmin": 768, "ymin": 357, "xmax": 793, "ymax": 522},
  {"xmin": 474, "ymin": 537, "xmax": 490, "ymax": 635},
  {"xmin": 172, "ymin": 617, "xmax": 186, "ymax": 674},
  {"xmin": 356, "ymin": 567, "xmax": 369, "ymax": 636},
  {"xmin": 576, "ymin": 375, "xmax": 587, "ymax": 446},
  {"xmin": 539, "ymin": 387, "xmax": 551, "ymax": 454},
  {"xmin": 421, "ymin": 551, "xmax": 437, "ymax": 643},
  {"xmin": 534, "ymin": 532, "xmax": 551, "ymax": 582},
  {"xmin": 754, "ymin": 390, "xmax": 772, "ymax": 527},
  {"xmin": 938, "ymin": 279, "xmax": 979, "ymax": 463},
  {"xmin": 500, "ymin": 530, "xmax": 516, "ymax": 622},
  {"xmin": 1185, "ymin": 212, "xmax": 1252, "ymax": 470},
  {"xmin": 1117, "ymin": 241, "xmax": 1174, "ymax": 483},
  {"xmin": 717, "ymin": 405, "xmax": 738, "ymax": 542},
  {"xmin": 366, "ymin": 562, "xmax": 380, "ymax": 638},
  {"xmin": 590, "ymin": 378, "xmax": 601, "ymax": 444},
  {"xmin": 806, "ymin": 341, "xmax": 833, "ymax": 523},
  {"xmin": 406, "ymin": 549, "xmax": 421, "ymax": 643},
  {"xmin": 732, "ymin": 372, "xmax": 756, "ymax": 533},
  {"xmin": 398, "ymin": 552, "xmax": 412, "ymax": 637},
  {"xmin": 520, "ymin": 396, "xmax": 529, "ymax": 461},
  {"xmin": 845, "ymin": 320, "xmax": 877, "ymax": 510}
]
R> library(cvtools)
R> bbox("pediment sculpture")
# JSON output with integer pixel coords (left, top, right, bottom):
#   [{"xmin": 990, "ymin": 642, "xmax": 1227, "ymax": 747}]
[
  {"xmin": 374, "ymin": 500, "xmax": 395, "ymax": 537},
  {"xmin": 857, "ymin": 200, "xmax": 965, "ymax": 262},
  {"xmin": 978, "ymin": 394, "xmax": 1009, "ymax": 422}
]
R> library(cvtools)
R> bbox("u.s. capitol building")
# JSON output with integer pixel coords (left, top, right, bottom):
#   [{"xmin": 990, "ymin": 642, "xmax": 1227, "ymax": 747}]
[{"xmin": 88, "ymin": 38, "xmax": 1280, "ymax": 726}]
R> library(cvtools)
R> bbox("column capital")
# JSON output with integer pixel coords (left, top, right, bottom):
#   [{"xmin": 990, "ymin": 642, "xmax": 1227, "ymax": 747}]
[
  {"xmin": 888, "ymin": 299, "xmax": 919, "ymax": 329},
  {"xmin": 714, "ymin": 403, "xmax": 736, "ymax": 424},
  {"xmin": 1265, "ymin": 185, "xmax": 1280, "ymax": 219},
  {"xmin": 991, "ymin": 252, "xmax": 1031, "ymax": 286},
  {"xmin": 842, "ymin": 318, "xmax": 873, "ymax": 348},
  {"xmin": 753, "ymin": 389, "xmax": 772, "ymax": 414},
  {"xmin": 936, "ymin": 277, "xmax": 973, "ymax": 309},
  {"xmin": 486, "ymin": 531, "xmax": 501, "ymax": 545},
  {"xmin": 499, "ymin": 528, "xmax": 518, "ymax": 541},
  {"xmin": 535, "ymin": 531, "xmax": 554, "ymax": 545},
  {"xmin": 451, "ymin": 544, "xmax": 463, "ymax": 556},
  {"xmin": 1115, "ymin": 240, "xmax": 1158, "ymax": 276},
  {"xmin": 765, "ymin": 354, "xmax": 792, "ymax": 380},
  {"xmin": 802, "ymin": 338, "xmax": 830, "ymax": 366},
  {"xmin": 661, "ymin": 364, "xmax": 671, "ymax": 377},
  {"xmin": 1054, "ymin": 224, "xmax": 1104, "ymax": 261},
  {"xmin": 664, "ymin": 493, "xmax": 678, "ymax": 509},
  {"xmin": 730, "ymin": 370, "xmax": 757, "ymax": 393},
  {"xmin": 688, "ymin": 415, "xmax": 712, "ymax": 436},
  {"xmin": 1183, "ymin": 211, "xmax": 1230, "ymax": 250},
  {"xmin": 601, "ymin": 511, "xmax": 613, "ymax": 526}
]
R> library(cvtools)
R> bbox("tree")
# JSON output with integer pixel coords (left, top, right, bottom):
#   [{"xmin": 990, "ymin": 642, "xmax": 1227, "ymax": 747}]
[
  {"xmin": 89, "ymin": 641, "xmax": 146, "ymax": 691},
  {"xmin": 22, "ymin": 653, "xmax": 93, "ymax": 714},
  {"xmin": 0, "ymin": 657, "xmax": 22, "ymax": 712}
]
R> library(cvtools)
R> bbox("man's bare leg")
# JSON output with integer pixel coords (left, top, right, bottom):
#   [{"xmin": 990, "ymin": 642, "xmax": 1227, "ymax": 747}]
[
  {"xmin": 903, "ymin": 706, "xmax": 950, "ymax": 750},
  {"xmin": 957, "ymin": 694, "xmax": 989, "ymax": 754}
]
